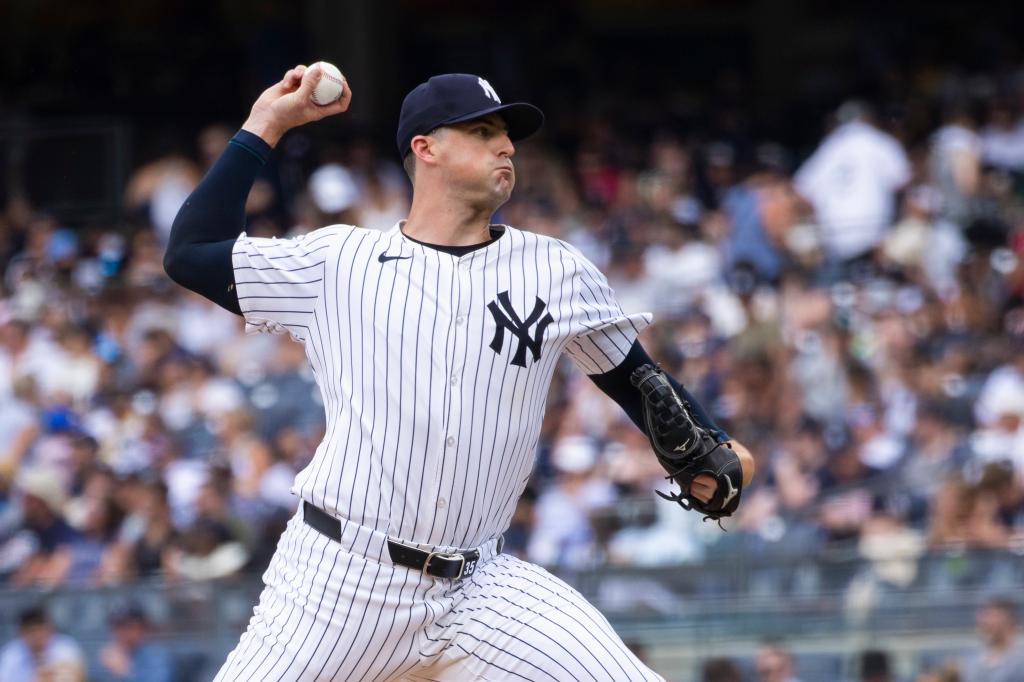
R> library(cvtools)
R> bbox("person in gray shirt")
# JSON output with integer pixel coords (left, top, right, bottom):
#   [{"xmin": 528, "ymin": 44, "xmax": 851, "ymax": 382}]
[{"xmin": 962, "ymin": 597, "xmax": 1024, "ymax": 682}]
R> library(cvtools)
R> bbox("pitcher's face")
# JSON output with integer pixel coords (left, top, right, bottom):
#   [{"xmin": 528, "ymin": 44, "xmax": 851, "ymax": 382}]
[{"xmin": 434, "ymin": 114, "xmax": 516, "ymax": 209}]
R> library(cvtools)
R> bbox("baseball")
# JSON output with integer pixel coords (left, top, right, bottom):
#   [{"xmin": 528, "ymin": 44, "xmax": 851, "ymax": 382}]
[{"xmin": 310, "ymin": 61, "xmax": 345, "ymax": 105}]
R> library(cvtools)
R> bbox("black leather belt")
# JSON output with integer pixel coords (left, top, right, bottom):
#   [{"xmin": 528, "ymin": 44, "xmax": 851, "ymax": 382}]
[
  {"xmin": 386, "ymin": 540, "xmax": 480, "ymax": 580},
  {"xmin": 302, "ymin": 502, "xmax": 496, "ymax": 580}
]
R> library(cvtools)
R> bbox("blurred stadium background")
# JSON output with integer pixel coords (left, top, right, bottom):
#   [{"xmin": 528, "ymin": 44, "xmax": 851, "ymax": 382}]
[{"xmin": 2, "ymin": 1, "xmax": 1024, "ymax": 680}]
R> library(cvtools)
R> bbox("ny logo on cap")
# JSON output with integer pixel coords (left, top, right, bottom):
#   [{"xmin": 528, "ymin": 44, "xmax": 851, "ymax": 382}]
[
  {"xmin": 478, "ymin": 77, "xmax": 501, "ymax": 103},
  {"xmin": 487, "ymin": 291, "xmax": 553, "ymax": 368}
]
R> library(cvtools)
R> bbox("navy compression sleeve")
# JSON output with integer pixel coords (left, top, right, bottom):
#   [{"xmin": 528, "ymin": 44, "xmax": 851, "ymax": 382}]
[
  {"xmin": 162, "ymin": 129, "xmax": 272, "ymax": 314},
  {"xmin": 589, "ymin": 340, "xmax": 728, "ymax": 439}
]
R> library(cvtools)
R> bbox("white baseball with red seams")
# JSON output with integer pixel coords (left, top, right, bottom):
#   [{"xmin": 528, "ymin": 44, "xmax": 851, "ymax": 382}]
[{"xmin": 310, "ymin": 61, "xmax": 345, "ymax": 105}]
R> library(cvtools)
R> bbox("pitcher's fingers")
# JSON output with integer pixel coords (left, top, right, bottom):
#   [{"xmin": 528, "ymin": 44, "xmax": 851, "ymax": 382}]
[
  {"xmin": 319, "ymin": 80, "xmax": 353, "ymax": 115},
  {"xmin": 294, "ymin": 64, "xmax": 322, "ymax": 99},
  {"xmin": 695, "ymin": 474, "xmax": 717, "ymax": 491},
  {"xmin": 283, "ymin": 65, "xmax": 306, "ymax": 92},
  {"xmin": 690, "ymin": 475, "xmax": 716, "ymax": 503}
]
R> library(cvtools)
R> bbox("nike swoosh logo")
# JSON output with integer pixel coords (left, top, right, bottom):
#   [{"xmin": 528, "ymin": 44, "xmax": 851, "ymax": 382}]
[{"xmin": 378, "ymin": 253, "xmax": 412, "ymax": 263}]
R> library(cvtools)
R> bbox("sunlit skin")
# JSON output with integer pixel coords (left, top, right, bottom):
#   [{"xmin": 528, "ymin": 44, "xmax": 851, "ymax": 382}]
[{"xmin": 431, "ymin": 116, "xmax": 517, "ymax": 208}]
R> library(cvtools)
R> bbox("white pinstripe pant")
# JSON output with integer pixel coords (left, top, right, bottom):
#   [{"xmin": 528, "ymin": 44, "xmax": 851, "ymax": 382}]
[{"xmin": 214, "ymin": 508, "xmax": 663, "ymax": 681}]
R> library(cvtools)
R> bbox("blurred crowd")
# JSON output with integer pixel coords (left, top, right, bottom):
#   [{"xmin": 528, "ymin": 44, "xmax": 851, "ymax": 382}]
[
  {"xmin": 1, "ymin": 59, "xmax": 1024, "ymax": 611},
  {"xmin": 0, "ymin": 606, "xmax": 172, "ymax": 682},
  {"xmin": 2, "ymin": 592, "xmax": 1021, "ymax": 681},
  {"xmin": 691, "ymin": 597, "xmax": 1024, "ymax": 682}
]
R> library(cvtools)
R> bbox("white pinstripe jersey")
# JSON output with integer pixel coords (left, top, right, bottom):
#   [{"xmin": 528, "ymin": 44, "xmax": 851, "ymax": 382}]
[{"xmin": 232, "ymin": 222, "xmax": 651, "ymax": 549}]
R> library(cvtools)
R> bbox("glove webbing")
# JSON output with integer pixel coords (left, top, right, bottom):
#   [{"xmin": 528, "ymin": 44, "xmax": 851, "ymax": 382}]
[{"xmin": 657, "ymin": 437, "xmax": 734, "ymax": 528}]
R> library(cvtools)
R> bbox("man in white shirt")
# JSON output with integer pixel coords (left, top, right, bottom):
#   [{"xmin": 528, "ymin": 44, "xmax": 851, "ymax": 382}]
[{"xmin": 795, "ymin": 102, "xmax": 910, "ymax": 262}]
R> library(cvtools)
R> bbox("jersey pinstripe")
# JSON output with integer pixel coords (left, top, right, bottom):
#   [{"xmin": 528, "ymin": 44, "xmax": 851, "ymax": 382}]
[{"xmin": 231, "ymin": 222, "xmax": 651, "ymax": 549}]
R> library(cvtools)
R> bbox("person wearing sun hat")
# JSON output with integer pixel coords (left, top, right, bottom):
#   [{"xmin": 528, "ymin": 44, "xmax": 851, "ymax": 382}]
[{"xmin": 10, "ymin": 466, "xmax": 79, "ymax": 585}]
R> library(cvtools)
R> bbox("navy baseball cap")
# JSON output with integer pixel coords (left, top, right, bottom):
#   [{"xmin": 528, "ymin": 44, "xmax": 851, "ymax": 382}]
[{"xmin": 396, "ymin": 74, "xmax": 544, "ymax": 157}]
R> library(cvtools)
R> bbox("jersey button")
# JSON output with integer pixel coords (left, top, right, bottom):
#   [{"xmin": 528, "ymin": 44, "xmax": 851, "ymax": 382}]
[
  {"xmin": 460, "ymin": 261, "xmax": 471, "ymax": 272},
  {"xmin": 455, "ymin": 316, "xmax": 465, "ymax": 326},
  {"xmin": 446, "ymin": 436, "xmax": 456, "ymax": 447},
  {"xmin": 450, "ymin": 375, "xmax": 459, "ymax": 386},
  {"xmin": 436, "ymin": 498, "xmax": 447, "ymax": 509}
]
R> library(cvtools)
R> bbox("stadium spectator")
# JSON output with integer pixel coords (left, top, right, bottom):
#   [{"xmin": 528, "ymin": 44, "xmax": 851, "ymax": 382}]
[
  {"xmin": 702, "ymin": 657, "xmax": 744, "ymax": 682},
  {"xmin": 161, "ymin": 475, "xmax": 249, "ymax": 581},
  {"xmin": 816, "ymin": 440, "xmax": 884, "ymax": 542},
  {"xmin": 960, "ymin": 597, "xmax": 1024, "ymax": 682},
  {"xmin": 899, "ymin": 402, "xmax": 969, "ymax": 524},
  {"xmin": 63, "ymin": 481, "xmax": 124, "ymax": 585},
  {"xmin": 0, "ymin": 607, "xmax": 85, "ymax": 682},
  {"xmin": 720, "ymin": 164, "xmax": 790, "ymax": 284},
  {"xmin": 980, "ymin": 102, "xmax": 1024, "ymax": 172},
  {"xmin": 604, "ymin": 428, "xmax": 711, "ymax": 566},
  {"xmin": 930, "ymin": 105, "xmax": 983, "ymax": 228},
  {"xmin": 928, "ymin": 474, "xmax": 976, "ymax": 549},
  {"xmin": 99, "ymin": 480, "xmax": 178, "ymax": 583},
  {"xmin": 9, "ymin": 465, "xmax": 80, "ymax": 586},
  {"xmin": 881, "ymin": 185, "xmax": 966, "ymax": 294},
  {"xmin": 755, "ymin": 640, "xmax": 805, "ymax": 682},
  {"xmin": 123, "ymin": 155, "xmax": 201, "ymax": 245},
  {"xmin": 527, "ymin": 436, "xmax": 616, "ymax": 568},
  {"xmin": 927, "ymin": 462, "xmax": 1023, "ymax": 551},
  {"xmin": 794, "ymin": 101, "xmax": 911, "ymax": 265},
  {"xmin": 94, "ymin": 607, "xmax": 173, "ymax": 682},
  {"xmin": 857, "ymin": 649, "xmax": 893, "ymax": 682},
  {"xmin": 161, "ymin": 516, "xmax": 248, "ymax": 581},
  {"xmin": 915, "ymin": 667, "xmax": 960, "ymax": 682},
  {"xmin": 971, "ymin": 351, "xmax": 1024, "ymax": 476},
  {"xmin": 0, "ymin": 375, "xmax": 39, "ymax": 483}
]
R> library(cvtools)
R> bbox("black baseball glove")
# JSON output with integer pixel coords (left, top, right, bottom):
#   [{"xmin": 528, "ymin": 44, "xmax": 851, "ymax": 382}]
[{"xmin": 630, "ymin": 364, "xmax": 743, "ymax": 523}]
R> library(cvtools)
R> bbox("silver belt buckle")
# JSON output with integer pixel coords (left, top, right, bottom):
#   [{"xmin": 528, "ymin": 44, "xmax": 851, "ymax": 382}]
[{"xmin": 423, "ymin": 551, "xmax": 465, "ymax": 579}]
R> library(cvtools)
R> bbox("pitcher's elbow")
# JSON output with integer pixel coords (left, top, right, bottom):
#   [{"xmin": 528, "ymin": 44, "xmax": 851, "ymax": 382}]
[{"xmin": 163, "ymin": 248, "xmax": 186, "ymax": 287}]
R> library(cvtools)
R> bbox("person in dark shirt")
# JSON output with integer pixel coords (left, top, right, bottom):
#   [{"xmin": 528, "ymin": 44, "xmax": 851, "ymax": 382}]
[
  {"xmin": 857, "ymin": 649, "xmax": 892, "ymax": 682},
  {"xmin": 702, "ymin": 657, "xmax": 743, "ymax": 682},
  {"xmin": 11, "ymin": 466, "xmax": 81, "ymax": 586}
]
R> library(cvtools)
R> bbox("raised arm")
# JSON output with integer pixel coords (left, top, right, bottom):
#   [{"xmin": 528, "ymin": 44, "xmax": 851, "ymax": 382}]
[{"xmin": 163, "ymin": 64, "xmax": 352, "ymax": 313}]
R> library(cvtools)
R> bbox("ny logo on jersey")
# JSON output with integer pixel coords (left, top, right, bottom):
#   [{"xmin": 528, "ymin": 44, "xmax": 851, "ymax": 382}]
[
  {"xmin": 487, "ymin": 291, "xmax": 553, "ymax": 368},
  {"xmin": 478, "ymin": 77, "xmax": 501, "ymax": 103}
]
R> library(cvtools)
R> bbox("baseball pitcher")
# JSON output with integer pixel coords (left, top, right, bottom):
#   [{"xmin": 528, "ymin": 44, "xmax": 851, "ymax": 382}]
[{"xmin": 164, "ymin": 64, "xmax": 755, "ymax": 681}]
